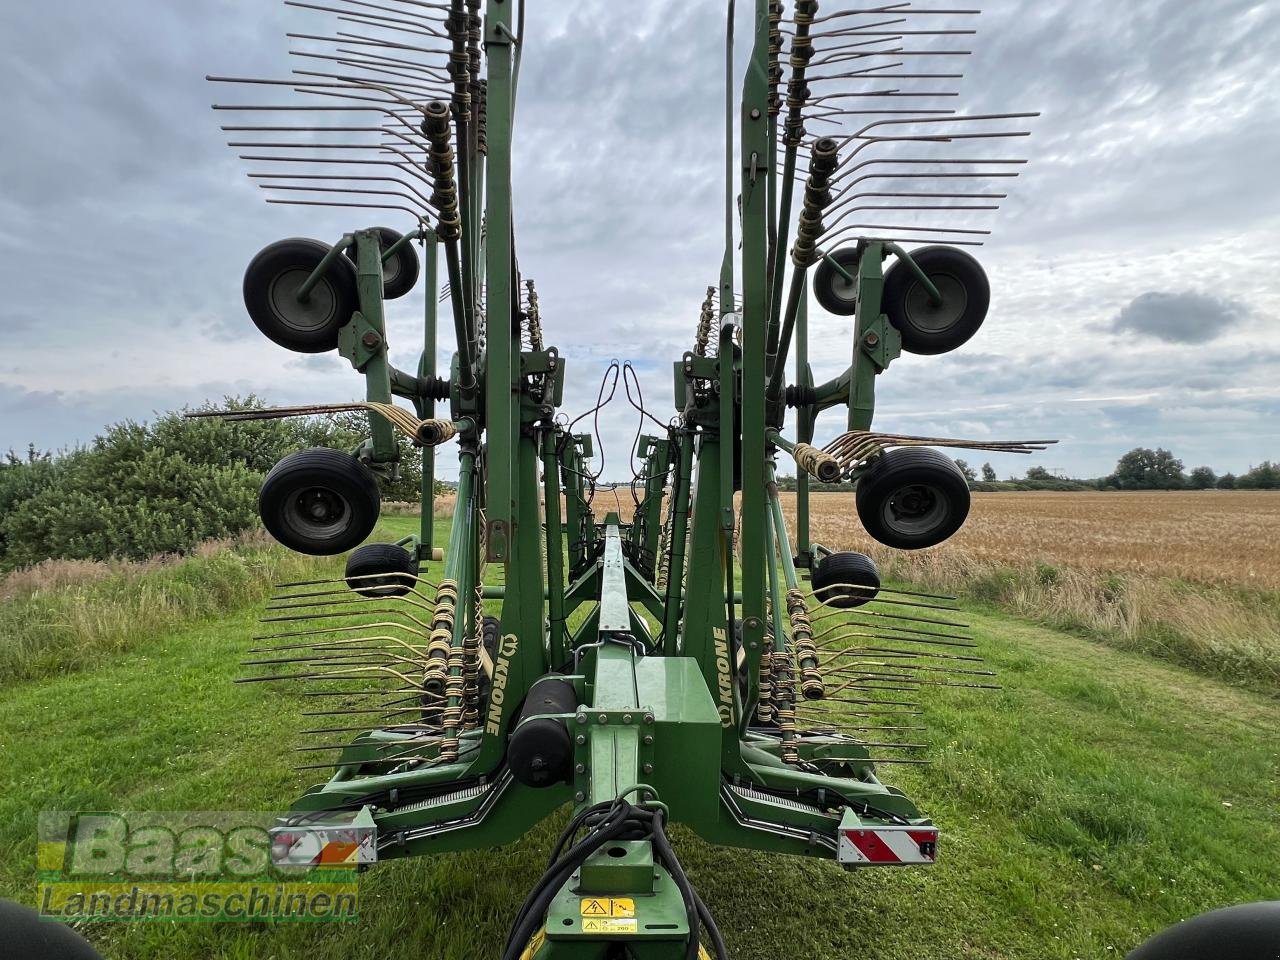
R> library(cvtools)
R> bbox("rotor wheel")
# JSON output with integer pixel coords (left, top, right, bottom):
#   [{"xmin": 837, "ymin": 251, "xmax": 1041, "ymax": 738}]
[
  {"xmin": 811, "ymin": 551, "xmax": 881, "ymax": 608},
  {"xmin": 242, "ymin": 237, "xmax": 358, "ymax": 353},
  {"xmin": 1127, "ymin": 901, "xmax": 1280, "ymax": 959},
  {"xmin": 812, "ymin": 246, "xmax": 862, "ymax": 317},
  {"xmin": 0, "ymin": 899, "xmax": 104, "ymax": 960},
  {"xmin": 855, "ymin": 447, "xmax": 970, "ymax": 550},
  {"xmin": 258, "ymin": 448, "xmax": 381, "ymax": 556},
  {"xmin": 345, "ymin": 542, "xmax": 417, "ymax": 597},
  {"xmin": 881, "ymin": 245, "xmax": 990, "ymax": 355},
  {"xmin": 346, "ymin": 226, "xmax": 420, "ymax": 300}
]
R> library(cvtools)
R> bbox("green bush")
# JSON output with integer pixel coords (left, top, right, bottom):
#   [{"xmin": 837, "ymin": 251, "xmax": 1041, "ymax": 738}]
[{"xmin": 0, "ymin": 397, "xmax": 435, "ymax": 570}]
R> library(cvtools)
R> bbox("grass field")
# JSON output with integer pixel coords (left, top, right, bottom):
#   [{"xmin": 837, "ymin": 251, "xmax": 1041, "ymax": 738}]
[
  {"xmin": 802, "ymin": 490, "xmax": 1280, "ymax": 589},
  {"xmin": 784, "ymin": 491, "xmax": 1280, "ymax": 692},
  {"xmin": 1, "ymin": 508, "xmax": 1278, "ymax": 959}
]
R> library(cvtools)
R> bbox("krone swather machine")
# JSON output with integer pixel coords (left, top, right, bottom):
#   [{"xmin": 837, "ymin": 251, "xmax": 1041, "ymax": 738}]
[{"xmin": 200, "ymin": 1, "xmax": 1051, "ymax": 955}]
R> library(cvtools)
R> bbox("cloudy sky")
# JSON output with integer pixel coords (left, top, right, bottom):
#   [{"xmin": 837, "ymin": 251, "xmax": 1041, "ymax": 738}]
[{"xmin": 1, "ymin": 0, "xmax": 1277, "ymax": 481}]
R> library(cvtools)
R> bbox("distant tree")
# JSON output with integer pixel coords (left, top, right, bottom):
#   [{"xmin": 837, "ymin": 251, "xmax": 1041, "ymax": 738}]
[
  {"xmin": 1187, "ymin": 466, "xmax": 1217, "ymax": 490},
  {"xmin": 1107, "ymin": 447, "xmax": 1186, "ymax": 490},
  {"xmin": 981, "ymin": 462, "xmax": 997, "ymax": 482},
  {"xmin": 953, "ymin": 458, "xmax": 977, "ymax": 482},
  {"xmin": 1025, "ymin": 466, "xmax": 1053, "ymax": 481},
  {"xmin": 1238, "ymin": 461, "xmax": 1280, "ymax": 490},
  {"xmin": 1216, "ymin": 472, "xmax": 1237, "ymax": 490}
]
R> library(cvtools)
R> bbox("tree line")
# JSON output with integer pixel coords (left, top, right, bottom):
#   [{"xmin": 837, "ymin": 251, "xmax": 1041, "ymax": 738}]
[{"xmin": 774, "ymin": 447, "xmax": 1280, "ymax": 493}]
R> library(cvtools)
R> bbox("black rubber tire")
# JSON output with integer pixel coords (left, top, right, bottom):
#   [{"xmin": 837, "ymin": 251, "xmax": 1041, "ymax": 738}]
[
  {"xmin": 855, "ymin": 447, "xmax": 970, "ymax": 550},
  {"xmin": 0, "ymin": 899, "xmax": 104, "ymax": 960},
  {"xmin": 812, "ymin": 551, "xmax": 881, "ymax": 608},
  {"xmin": 345, "ymin": 226, "xmax": 420, "ymax": 300},
  {"xmin": 345, "ymin": 542, "xmax": 417, "ymax": 597},
  {"xmin": 813, "ymin": 247, "xmax": 862, "ymax": 317},
  {"xmin": 881, "ymin": 245, "xmax": 990, "ymax": 355},
  {"xmin": 259, "ymin": 448, "xmax": 381, "ymax": 556},
  {"xmin": 243, "ymin": 237, "xmax": 358, "ymax": 353},
  {"xmin": 1127, "ymin": 901, "xmax": 1280, "ymax": 959}
]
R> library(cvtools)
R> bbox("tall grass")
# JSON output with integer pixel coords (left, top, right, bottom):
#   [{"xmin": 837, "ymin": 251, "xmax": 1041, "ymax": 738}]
[
  {"xmin": 865, "ymin": 545, "xmax": 1280, "ymax": 692},
  {"xmin": 0, "ymin": 531, "xmax": 323, "ymax": 685}
]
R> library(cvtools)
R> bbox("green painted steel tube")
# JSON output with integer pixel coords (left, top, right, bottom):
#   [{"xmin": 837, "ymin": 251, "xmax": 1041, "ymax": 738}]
[
  {"xmin": 542, "ymin": 427, "xmax": 567, "ymax": 667},
  {"xmin": 661, "ymin": 431, "xmax": 695, "ymax": 653},
  {"xmin": 767, "ymin": 464, "xmax": 800, "ymax": 590},
  {"xmin": 795, "ymin": 291, "xmax": 811, "ymax": 558},
  {"xmin": 418, "ymin": 231, "xmax": 439, "ymax": 555},
  {"xmin": 295, "ymin": 233, "xmax": 352, "ymax": 302},
  {"xmin": 353, "ymin": 230, "xmax": 397, "ymax": 462},
  {"xmin": 736, "ymin": 0, "xmax": 773, "ymax": 765}
]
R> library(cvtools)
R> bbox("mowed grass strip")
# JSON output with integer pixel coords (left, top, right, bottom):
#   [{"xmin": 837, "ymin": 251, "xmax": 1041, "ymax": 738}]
[{"xmin": 1, "ymin": 517, "xmax": 1277, "ymax": 959}]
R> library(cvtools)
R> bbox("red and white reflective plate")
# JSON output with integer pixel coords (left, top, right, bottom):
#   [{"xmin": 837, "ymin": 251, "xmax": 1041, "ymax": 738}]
[{"xmin": 837, "ymin": 825, "xmax": 938, "ymax": 866}]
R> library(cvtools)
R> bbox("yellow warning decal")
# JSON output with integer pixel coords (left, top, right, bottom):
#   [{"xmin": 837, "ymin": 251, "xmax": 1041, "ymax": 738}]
[
  {"xmin": 579, "ymin": 897, "xmax": 635, "ymax": 917},
  {"xmin": 582, "ymin": 917, "xmax": 638, "ymax": 934}
]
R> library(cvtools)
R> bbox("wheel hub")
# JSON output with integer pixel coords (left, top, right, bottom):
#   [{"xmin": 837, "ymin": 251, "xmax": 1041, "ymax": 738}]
[
  {"xmin": 883, "ymin": 482, "xmax": 946, "ymax": 536},
  {"xmin": 904, "ymin": 272, "xmax": 966, "ymax": 333}
]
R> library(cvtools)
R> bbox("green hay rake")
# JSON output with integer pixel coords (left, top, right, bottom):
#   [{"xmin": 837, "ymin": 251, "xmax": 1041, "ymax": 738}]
[{"xmin": 201, "ymin": 2, "xmax": 1054, "ymax": 956}]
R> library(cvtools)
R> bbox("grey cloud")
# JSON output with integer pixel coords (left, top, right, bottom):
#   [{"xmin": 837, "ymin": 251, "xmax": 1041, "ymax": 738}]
[
  {"xmin": 0, "ymin": 0, "xmax": 1277, "ymax": 484},
  {"xmin": 1110, "ymin": 291, "xmax": 1249, "ymax": 344}
]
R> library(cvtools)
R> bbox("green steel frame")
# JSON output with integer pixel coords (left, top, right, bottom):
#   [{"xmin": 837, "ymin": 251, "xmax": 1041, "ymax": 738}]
[{"xmin": 259, "ymin": 2, "xmax": 963, "ymax": 956}]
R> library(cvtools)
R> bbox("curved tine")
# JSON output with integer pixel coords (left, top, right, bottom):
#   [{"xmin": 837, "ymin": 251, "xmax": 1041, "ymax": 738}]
[
  {"xmin": 820, "ymin": 201, "xmax": 1001, "ymax": 239},
  {"xmin": 259, "ymin": 194, "xmax": 425, "ymax": 223},
  {"xmin": 285, "ymin": 32, "xmax": 447, "ymax": 67},
  {"xmin": 286, "ymin": 0, "xmax": 443, "ymax": 37},
  {"xmin": 258, "ymin": 183, "xmax": 432, "ymax": 216},
  {"xmin": 250, "ymin": 633, "xmax": 429, "ymax": 655},
  {"xmin": 832, "ymin": 156, "xmax": 1027, "ymax": 185},
  {"xmin": 380, "ymin": 123, "xmax": 428, "ymax": 151},
  {"xmin": 362, "ymin": 0, "xmax": 450, "ymax": 15},
  {"xmin": 835, "ymin": 111, "xmax": 1040, "ymax": 146},
  {"xmin": 328, "ymin": 54, "xmax": 448, "ymax": 88},
  {"xmin": 783, "ymin": 1, "xmax": 912, "ymax": 29},
  {"xmin": 291, "ymin": 83, "xmax": 423, "ymax": 112},
  {"xmin": 265, "ymin": 593, "xmax": 436, "ymax": 618},
  {"xmin": 828, "ymin": 181, "xmax": 1012, "ymax": 205},
  {"xmin": 342, "ymin": 0, "xmax": 448, "ymax": 25},
  {"xmin": 336, "ymin": 45, "xmax": 449, "ymax": 81},
  {"xmin": 310, "ymin": 71, "xmax": 435, "ymax": 112},
  {"xmin": 806, "ymin": 111, "xmax": 956, "ymax": 128},
  {"xmin": 250, "ymin": 173, "xmax": 435, "ymax": 210},
  {"xmin": 260, "ymin": 606, "xmax": 432, "ymax": 633},
  {"xmin": 809, "ymin": 35, "xmax": 904, "ymax": 65},
  {"xmin": 811, "ymin": 6, "xmax": 979, "ymax": 27},
  {"xmin": 298, "ymin": 51, "xmax": 449, "ymax": 88},
  {"xmin": 818, "ymin": 222, "xmax": 991, "ymax": 250},
  {"xmin": 255, "ymin": 620, "xmax": 433, "ymax": 643},
  {"xmin": 291, "ymin": 66, "xmax": 442, "ymax": 98},
  {"xmin": 331, "ymin": 29, "xmax": 452, "ymax": 58},
  {"xmin": 812, "ymin": 47, "xmax": 973, "ymax": 71},
  {"xmin": 812, "ymin": 59, "xmax": 909, "ymax": 79},
  {"xmin": 334, "ymin": 12, "xmax": 446, "ymax": 41},
  {"xmin": 241, "ymin": 152, "xmax": 434, "ymax": 190},
  {"xmin": 811, "ymin": 15, "xmax": 908, "ymax": 40},
  {"xmin": 837, "ymin": 130, "xmax": 1031, "ymax": 168}
]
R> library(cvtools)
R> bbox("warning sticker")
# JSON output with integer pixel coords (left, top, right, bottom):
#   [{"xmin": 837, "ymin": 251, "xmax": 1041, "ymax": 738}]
[
  {"xmin": 579, "ymin": 897, "xmax": 635, "ymax": 918},
  {"xmin": 582, "ymin": 917, "xmax": 639, "ymax": 934}
]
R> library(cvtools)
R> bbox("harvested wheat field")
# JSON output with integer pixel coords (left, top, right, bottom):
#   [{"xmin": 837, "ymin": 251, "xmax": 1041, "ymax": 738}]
[{"xmin": 795, "ymin": 490, "xmax": 1280, "ymax": 590}]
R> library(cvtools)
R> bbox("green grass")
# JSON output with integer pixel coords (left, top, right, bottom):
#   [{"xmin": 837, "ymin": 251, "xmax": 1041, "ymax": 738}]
[{"xmin": 1, "ymin": 516, "xmax": 1277, "ymax": 958}]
